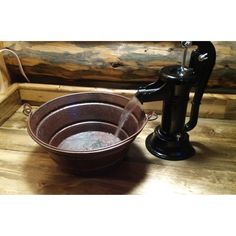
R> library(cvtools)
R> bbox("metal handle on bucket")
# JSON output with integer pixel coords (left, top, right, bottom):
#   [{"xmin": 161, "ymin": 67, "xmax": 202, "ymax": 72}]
[
  {"xmin": 146, "ymin": 111, "xmax": 158, "ymax": 121},
  {"xmin": 23, "ymin": 103, "xmax": 32, "ymax": 116}
]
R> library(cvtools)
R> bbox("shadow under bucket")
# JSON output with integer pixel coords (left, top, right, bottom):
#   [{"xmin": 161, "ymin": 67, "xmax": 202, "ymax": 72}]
[{"xmin": 26, "ymin": 92, "xmax": 147, "ymax": 175}]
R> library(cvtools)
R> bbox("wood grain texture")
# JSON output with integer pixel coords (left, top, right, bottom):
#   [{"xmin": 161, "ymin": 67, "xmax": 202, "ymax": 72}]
[
  {"xmin": 0, "ymin": 105, "xmax": 236, "ymax": 194},
  {"xmin": 0, "ymin": 42, "xmax": 11, "ymax": 93},
  {"xmin": 18, "ymin": 83, "xmax": 236, "ymax": 119},
  {"xmin": 2, "ymin": 41, "xmax": 236, "ymax": 91},
  {"xmin": 0, "ymin": 84, "xmax": 21, "ymax": 125}
]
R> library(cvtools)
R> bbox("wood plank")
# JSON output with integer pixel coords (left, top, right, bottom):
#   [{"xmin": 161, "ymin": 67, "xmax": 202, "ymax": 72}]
[
  {"xmin": 1, "ymin": 105, "xmax": 38, "ymax": 130},
  {"xmin": 0, "ymin": 42, "xmax": 11, "ymax": 93},
  {"xmin": 0, "ymin": 105, "xmax": 236, "ymax": 194},
  {"xmin": 2, "ymin": 41, "xmax": 236, "ymax": 91},
  {"xmin": 0, "ymin": 146, "xmax": 236, "ymax": 194},
  {"xmin": 0, "ymin": 84, "xmax": 21, "ymax": 126},
  {"xmin": 0, "ymin": 128, "xmax": 43, "ymax": 152},
  {"xmin": 19, "ymin": 83, "xmax": 236, "ymax": 119}
]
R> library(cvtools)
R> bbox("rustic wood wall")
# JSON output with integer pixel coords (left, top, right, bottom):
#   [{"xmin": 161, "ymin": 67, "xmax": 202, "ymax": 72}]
[
  {"xmin": 1, "ymin": 41, "xmax": 236, "ymax": 92},
  {"xmin": 0, "ymin": 42, "xmax": 11, "ymax": 93}
]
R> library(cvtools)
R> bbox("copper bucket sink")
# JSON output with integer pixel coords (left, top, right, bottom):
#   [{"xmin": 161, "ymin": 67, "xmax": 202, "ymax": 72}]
[{"xmin": 26, "ymin": 92, "xmax": 147, "ymax": 174}]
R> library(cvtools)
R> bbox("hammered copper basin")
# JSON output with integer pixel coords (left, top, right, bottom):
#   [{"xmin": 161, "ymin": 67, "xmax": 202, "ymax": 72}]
[{"xmin": 27, "ymin": 92, "xmax": 147, "ymax": 174}]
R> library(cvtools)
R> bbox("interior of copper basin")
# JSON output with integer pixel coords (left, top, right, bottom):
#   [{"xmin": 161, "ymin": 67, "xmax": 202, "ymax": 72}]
[{"xmin": 28, "ymin": 92, "xmax": 147, "ymax": 152}]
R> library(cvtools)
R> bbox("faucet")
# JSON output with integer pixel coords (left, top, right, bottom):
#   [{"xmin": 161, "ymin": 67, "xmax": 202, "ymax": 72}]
[{"xmin": 135, "ymin": 41, "xmax": 216, "ymax": 160}]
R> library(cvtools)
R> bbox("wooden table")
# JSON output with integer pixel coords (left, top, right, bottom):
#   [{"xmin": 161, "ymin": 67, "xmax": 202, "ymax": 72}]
[{"xmin": 0, "ymin": 104, "xmax": 236, "ymax": 194}]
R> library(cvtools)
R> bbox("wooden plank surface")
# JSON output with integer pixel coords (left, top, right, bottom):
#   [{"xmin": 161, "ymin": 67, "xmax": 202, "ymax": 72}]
[
  {"xmin": 0, "ymin": 42, "xmax": 11, "ymax": 93},
  {"xmin": 0, "ymin": 84, "xmax": 21, "ymax": 126},
  {"xmin": 0, "ymin": 105, "xmax": 236, "ymax": 194},
  {"xmin": 2, "ymin": 41, "xmax": 236, "ymax": 91},
  {"xmin": 18, "ymin": 83, "xmax": 236, "ymax": 119}
]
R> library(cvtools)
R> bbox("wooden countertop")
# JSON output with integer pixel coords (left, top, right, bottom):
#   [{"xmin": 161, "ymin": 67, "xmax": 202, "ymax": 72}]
[{"xmin": 0, "ymin": 105, "xmax": 236, "ymax": 194}]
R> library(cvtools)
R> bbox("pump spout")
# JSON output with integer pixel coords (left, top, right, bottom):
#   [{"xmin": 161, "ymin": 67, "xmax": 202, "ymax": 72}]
[{"xmin": 135, "ymin": 80, "xmax": 169, "ymax": 103}]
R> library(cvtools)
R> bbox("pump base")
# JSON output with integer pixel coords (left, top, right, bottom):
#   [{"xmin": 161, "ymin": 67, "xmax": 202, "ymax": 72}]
[{"xmin": 145, "ymin": 127, "xmax": 195, "ymax": 161}]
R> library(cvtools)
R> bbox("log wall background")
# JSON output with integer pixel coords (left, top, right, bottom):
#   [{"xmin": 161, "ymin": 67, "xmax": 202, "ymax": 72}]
[{"xmin": 1, "ymin": 41, "xmax": 236, "ymax": 92}]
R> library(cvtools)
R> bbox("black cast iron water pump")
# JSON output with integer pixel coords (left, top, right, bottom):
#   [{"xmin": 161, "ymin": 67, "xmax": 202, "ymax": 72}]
[{"xmin": 135, "ymin": 41, "xmax": 216, "ymax": 160}]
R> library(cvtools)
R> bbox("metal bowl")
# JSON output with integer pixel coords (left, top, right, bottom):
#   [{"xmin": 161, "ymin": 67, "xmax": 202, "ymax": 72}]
[{"xmin": 26, "ymin": 92, "xmax": 147, "ymax": 174}]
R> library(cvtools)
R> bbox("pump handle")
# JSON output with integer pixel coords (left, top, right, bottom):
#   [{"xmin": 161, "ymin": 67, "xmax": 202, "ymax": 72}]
[{"xmin": 184, "ymin": 41, "xmax": 216, "ymax": 132}]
